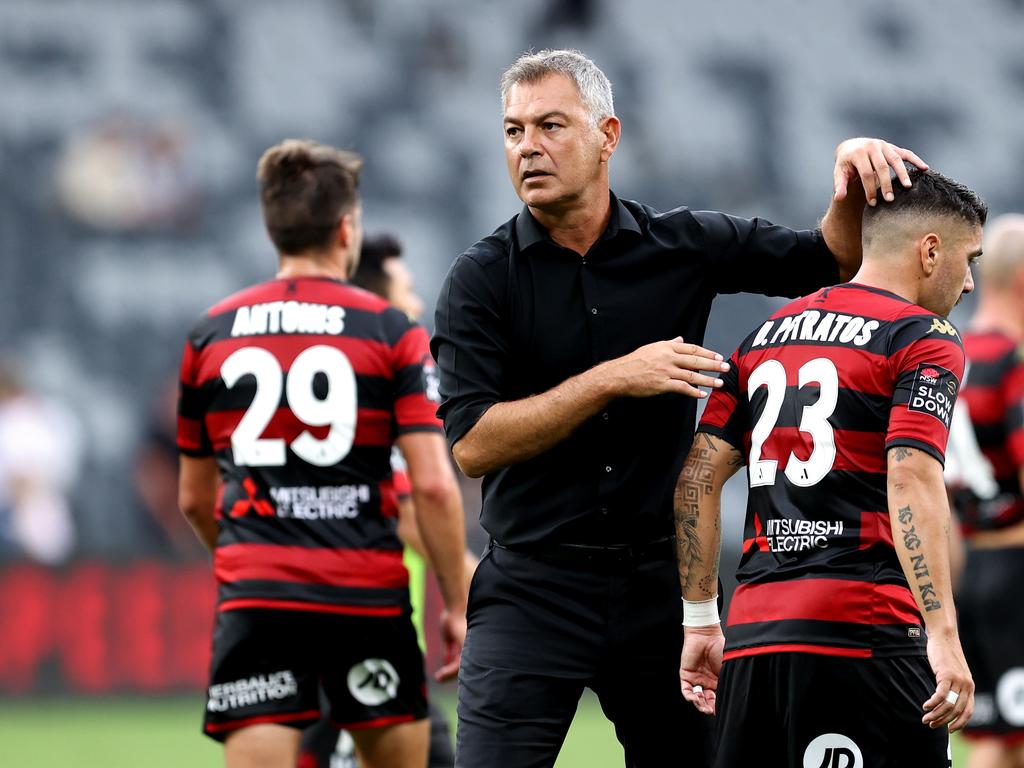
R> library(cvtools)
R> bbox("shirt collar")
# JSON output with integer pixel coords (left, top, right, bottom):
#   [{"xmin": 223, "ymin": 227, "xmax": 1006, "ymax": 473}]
[{"xmin": 515, "ymin": 191, "xmax": 642, "ymax": 253}]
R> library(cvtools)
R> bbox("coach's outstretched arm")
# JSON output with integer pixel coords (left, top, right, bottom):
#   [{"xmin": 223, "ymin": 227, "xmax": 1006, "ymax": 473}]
[
  {"xmin": 398, "ymin": 431, "xmax": 469, "ymax": 681},
  {"xmin": 675, "ymin": 432, "xmax": 744, "ymax": 716},
  {"xmin": 887, "ymin": 445, "xmax": 974, "ymax": 732},
  {"xmin": 451, "ymin": 339, "xmax": 728, "ymax": 478},
  {"xmin": 820, "ymin": 138, "xmax": 928, "ymax": 281}
]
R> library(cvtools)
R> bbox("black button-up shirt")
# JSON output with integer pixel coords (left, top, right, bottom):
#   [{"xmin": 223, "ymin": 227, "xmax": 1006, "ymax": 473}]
[{"xmin": 431, "ymin": 193, "xmax": 838, "ymax": 547}]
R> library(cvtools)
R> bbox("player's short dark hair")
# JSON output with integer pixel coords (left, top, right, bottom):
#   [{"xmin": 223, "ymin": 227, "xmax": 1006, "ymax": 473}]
[
  {"xmin": 256, "ymin": 139, "xmax": 363, "ymax": 255},
  {"xmin": 863, "ymin": 166, "xmax": 987, "ymax": 235},
  {"xmin": 351, "ymin": 233, "xmax": 403, "ymax": 299}
]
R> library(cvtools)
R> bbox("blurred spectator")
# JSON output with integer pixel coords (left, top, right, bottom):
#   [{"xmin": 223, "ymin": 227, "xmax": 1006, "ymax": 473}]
[
  {"xmin": 133, "ymin": 377, "xmax": 208, "ymax": 560},
  {"xmin": 0, "ymin": 364, "xmax": 82, "ymax": 564},
  {"xmin": 54, "ymin": 115, "xmax": 202, "ymax": 232}
]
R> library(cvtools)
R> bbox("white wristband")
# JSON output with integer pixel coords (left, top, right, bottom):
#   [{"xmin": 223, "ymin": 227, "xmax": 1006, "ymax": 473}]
[{"xmin": 682, "ymin": 596, "xmax": 720, "ymax": 627}]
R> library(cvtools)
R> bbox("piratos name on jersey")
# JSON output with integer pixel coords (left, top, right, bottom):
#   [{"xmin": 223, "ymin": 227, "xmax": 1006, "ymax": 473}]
[
  {"xmin": 752, "ymin": 310, "xmax": 880, "ymax": 349},
  {"xmin": 230, "ymin": 301, "xmax": 346, "ymax": 337},
  {"xmin": 269, "ymin": 484, "xmax": 371, "ymax": 520}
]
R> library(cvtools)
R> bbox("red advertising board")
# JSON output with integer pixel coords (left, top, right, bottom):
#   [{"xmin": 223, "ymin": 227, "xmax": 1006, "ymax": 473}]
[{"xmin": 0, "ymin": 562, "xmax": 216, "ymax": 694}]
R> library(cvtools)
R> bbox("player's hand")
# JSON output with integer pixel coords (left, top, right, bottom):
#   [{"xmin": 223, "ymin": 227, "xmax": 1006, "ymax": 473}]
[
  {"xmin": 923, "ymin": 630, "xmax": 974, "ymax": 731},
  {"xmin": 600, "ymin": 338, "xmax": 729, "ymax": 400},
  {"xmin": 679, "ymin": 625, "xmax": 724, "ymax": 715},
  {"xmin": 833, "ymin": 138, "xmax": 928, "ymax": 207},
  {"xmin": 434, "ymin": 608, "xmax": 467, "ymax": 682}
]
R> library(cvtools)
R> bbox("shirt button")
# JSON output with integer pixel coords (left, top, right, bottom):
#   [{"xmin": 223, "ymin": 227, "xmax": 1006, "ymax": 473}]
[
  {"xmin": 605, "ymin": 465, "xmax": 612, "ymax": 473},
  {"xmin": 599, "ymin": 507, "xmax": 609, "ymax": 516},
  {"xmin": 601, "ymin": 412, "xmax": 609, "ymax": 421},
  {"xmin": 591, "ymin": 307, "xmax": 598, "ymax": 315}
]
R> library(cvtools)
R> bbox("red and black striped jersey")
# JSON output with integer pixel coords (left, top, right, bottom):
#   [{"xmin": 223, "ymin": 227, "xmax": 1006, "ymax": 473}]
[
  {"xmin": 699, "ymin": 283, "xmax": 965, "ymax": 660},
  {"xmin": 177, "ymin": 276, "xmax": 442, "ymax": 617},
  {"xmin": 946, "ymin": 331, "xmax": 1024, "ymax": 533}
]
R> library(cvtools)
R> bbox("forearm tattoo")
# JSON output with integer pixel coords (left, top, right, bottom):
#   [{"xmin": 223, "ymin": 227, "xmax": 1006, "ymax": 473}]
[
  {"xmin": 897, "ymin": 504, "xmax": 941, "ymax": 612},
  {"xmin": 675, "ymin": 434, "xmax": 731, "ymax": 599}
]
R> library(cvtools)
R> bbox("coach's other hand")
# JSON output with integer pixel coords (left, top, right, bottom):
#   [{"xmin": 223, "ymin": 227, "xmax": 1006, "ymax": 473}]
[
  {"xmin": 833, "ymin": 137, "xmax": 928, "ymax": 207},
  {"xmin": 601, "ymin": 338, "xmax": 729, "ymax": 400}
]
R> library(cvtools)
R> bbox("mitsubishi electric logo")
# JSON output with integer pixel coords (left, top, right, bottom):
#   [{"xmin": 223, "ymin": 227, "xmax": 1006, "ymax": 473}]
[{"xmin": 803, "ymin": 733, "xmax": 863, "ymax": 768}]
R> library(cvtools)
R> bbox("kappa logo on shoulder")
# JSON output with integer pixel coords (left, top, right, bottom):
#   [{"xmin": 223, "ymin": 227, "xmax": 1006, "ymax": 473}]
[{"xmin": 929, "ymin": 318, "xmax": 958, "ymax": 337}]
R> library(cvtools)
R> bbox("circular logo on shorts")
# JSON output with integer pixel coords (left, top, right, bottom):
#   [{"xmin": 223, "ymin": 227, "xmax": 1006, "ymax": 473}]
[
  {"xmin": 996, "ymin": 668, "xmax": 1024, "ymax": 726},
  {"xmin": 347, "ymin": 659, "xmax": 400, "ymax": 706},
  {"xmin": 803, "ymin": 733, "xmax": 863, "ymax": 768}
]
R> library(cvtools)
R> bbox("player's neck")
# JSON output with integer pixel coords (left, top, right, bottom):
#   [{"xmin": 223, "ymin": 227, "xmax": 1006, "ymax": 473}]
[
  {"xmin": 275, "ymin": 249, "xmax": 351, "ymax": 281},
  {"xmin": 848, "ymin": 264, "xmax": 919, "ymax": 307},
  {"xmin": 970, "ymin": 295, "xmax": 1024, "ymax": 339}
]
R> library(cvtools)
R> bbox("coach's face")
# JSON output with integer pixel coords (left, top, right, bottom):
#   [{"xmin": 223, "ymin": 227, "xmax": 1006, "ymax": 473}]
[
  {"xmin": 922, "ymin": 222, "xmax": 982, "ymax": 316},
  {"xmin": 503, "ymin": 74, "xmax": 617, "ymax": 212}
]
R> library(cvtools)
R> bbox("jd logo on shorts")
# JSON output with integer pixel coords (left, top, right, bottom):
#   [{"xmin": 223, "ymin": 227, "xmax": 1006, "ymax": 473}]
[
  {"xmin": 803, "ymin": 733, "xmax": 863, "ymax": 768},
  {"xmin": 997, "ymin": 667, "xmax": 1024, "ymax": 726},
  {"xmin": 347, "ymin": 659, "xmax": 400, "ymax": 706}
]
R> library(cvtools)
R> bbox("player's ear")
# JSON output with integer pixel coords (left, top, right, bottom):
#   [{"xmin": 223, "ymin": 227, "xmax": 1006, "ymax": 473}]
[
  {"xmin": 336, "ymin": 211, "xmax": 356, "ymax": 250},
  {"xmin": 919, "ymin": 233, "xmax": 941, "ymax": 277}
]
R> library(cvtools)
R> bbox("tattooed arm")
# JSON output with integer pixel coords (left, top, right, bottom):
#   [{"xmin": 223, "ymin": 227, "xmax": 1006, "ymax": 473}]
[
  {"xmin": 675, "ymin": 431, "xmax": 744, "ymax": 715},
  {"xmin": 887, "ymin": 445, "xmax": 974, "ymax": 732},
  {"xmin": 675, "ymin": 432, "xmax": 744, "ymax": 600}
]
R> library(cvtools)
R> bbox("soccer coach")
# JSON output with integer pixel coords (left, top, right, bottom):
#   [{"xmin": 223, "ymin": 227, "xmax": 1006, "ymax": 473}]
[{"xmin": 431, "ymin": 48, "xmax": 924, "ymax": 768}]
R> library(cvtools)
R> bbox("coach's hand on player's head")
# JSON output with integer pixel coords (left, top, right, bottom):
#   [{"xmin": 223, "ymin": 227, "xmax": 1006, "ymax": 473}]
[
  {"xmin": 832, "ymin": 137, "xmax": 929, "ymax": 208},
  {"xmin": 679, "ymin": 625, "xmax": 724, "ymax": 716},
  {"xmin": 435, "ymin": 608, "xmax": 467, "ymax": 682},
  {"xmin": 923, "ymin": 630, "xmax": 975, "ymax": 731},
  {"xmin": 599, "ymin": 338, "xmax": 729, "ymax": 400}
]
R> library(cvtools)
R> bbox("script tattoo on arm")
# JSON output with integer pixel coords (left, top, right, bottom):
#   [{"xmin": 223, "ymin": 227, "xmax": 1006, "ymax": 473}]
[{"xmin": 897, "ymin": 504, "xmax": 941, "ymax": 612}]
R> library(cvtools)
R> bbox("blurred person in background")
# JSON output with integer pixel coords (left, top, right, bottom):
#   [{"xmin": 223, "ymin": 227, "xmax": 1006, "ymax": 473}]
[
  {"xmin": 0, "ymin": 364, "xmax": 82, "ymax": 565},
  {"xmin": 299, "ymin": 233, "xmax": 477, "ymax": 768},
  {"xmin": 678, "ymin": 167, "xmax": 983, "ymax": 766},
  {"xmin": 135, "ymin": 378, "xmax": 209, "ymax": 559},
  {"xmin": 432, "ymin": 47, "xmax": 923, "ymax": 767},
  {"xmin": 944, "ymin": 214, "xmax": 1024, "ymax": 767},
  {"xmin": 177, "ymin": 139, "xmax": 467, "ymax": 768}
]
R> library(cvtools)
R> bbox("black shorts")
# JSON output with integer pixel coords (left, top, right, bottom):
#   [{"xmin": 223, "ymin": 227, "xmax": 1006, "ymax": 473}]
[
  {"xmin": 203, "ymin": 608, "xmax": 427, "ymax": 742},
  {"xmin": 958, "ymin": 546, "xmax": 1024, "ymax": 742},
  {"xmin": 716, "ymin": 653, "xmax": 949, "ymax": 768}
]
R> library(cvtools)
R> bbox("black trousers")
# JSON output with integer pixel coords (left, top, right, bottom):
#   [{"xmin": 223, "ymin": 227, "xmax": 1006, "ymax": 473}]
[{"xmin": 455, "ymin": 543, "xmax": 714, "ymax": 768}]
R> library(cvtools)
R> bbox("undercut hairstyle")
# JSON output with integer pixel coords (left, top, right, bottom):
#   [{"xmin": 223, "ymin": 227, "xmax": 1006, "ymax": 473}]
[
  {"xmin": 862, "ymin": 166, "xmax": 988, "ymax": 250},
  {"xmin": 500, "ymin": 49, "xmax": 614, "ymax": 127},
  {"xmin": 351, "ymin": 233, "xmax": 403, "ymax": 299},
  {"xmin": 980, "ymin": 213, "xmax": 1024, "ymax": 284},
  {"xmin": 256, "ymin": 139, "xmax": 363, "ymax": 255}
]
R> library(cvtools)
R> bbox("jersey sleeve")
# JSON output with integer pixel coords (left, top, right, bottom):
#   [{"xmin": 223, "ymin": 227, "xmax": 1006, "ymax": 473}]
[
  {"xmin": 385, "ymin": 309, "xmax": 443, "ymax": 435},
  {"xmin": 177, "ymin": 336, "xmax": 214, "ymax": 457},
  {"xmin": 886, "ymin": 315, "xmax": 966, "ymax": 464},
  {"xmin": 1004, "ymin": 345, "xmax": 1024, "ymax": 466},
  {"xmin": 696, "ymin": 349, "xmax": 747, "ymax": 456}
]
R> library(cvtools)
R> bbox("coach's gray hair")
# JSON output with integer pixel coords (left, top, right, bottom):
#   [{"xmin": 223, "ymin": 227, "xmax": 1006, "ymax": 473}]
[{"xmin": 500, "ymin": 49, "xmax": 615, "ymax": 127}]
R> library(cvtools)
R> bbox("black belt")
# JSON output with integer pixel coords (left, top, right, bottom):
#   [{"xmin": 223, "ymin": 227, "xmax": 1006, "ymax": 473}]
[{"xmin": 490, "ymin": 536, "xmax": 676, "ymax": 565}]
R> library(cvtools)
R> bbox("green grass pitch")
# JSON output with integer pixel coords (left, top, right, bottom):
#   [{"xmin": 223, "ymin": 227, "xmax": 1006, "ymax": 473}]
[{"xmin": 0, "ymin": 691, "xmax": 969, "ymax": 766}]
